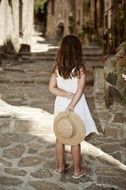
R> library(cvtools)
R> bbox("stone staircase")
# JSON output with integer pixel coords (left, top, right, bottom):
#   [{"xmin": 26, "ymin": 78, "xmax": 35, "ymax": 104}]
[
  {"xmin": 20, "ymin": 45, "xmax": 103, "ymax": 62},
  {"xmin": 0, "ymin": 42, "xmax": 126, "ymax": 190},
  {"xmin": 18, "ymin": 45, "xmax": 103, "ymax": 86},
  {"xmin": 0, "ymin": 44, "xmax": 103, "ymax": 111}
]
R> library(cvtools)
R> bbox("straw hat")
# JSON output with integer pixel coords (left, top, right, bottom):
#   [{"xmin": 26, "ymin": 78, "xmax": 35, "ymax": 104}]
[{"xmin": 53, "ymin": 111, "xmax": 86, "ymax": 145}]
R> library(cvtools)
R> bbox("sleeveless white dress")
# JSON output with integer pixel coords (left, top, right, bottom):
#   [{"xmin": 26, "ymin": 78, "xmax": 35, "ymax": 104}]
[{"xmin": 54, "ymin": 70, "xmax": 98, "ymax": 136}]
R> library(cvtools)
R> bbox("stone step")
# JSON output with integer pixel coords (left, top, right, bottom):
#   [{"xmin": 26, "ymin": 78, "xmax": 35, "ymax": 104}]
[
  {"xmin": 0, "ymin": 100, "xmax": 53, "ymax": 134},
  {"xmin": 86, "ymin": 62, "xmax": 104, "ymax": 69},
  {"xmin": 20, "ymin": 49, "xmax": 103, "ymax": 57},
  {"xmin": 0, "ymin": 75, "xmax": 94, "ymax": 87},
  {"xmin": 41, "ymin": 45, "xmax": 103, "ymax": 53},
  {"xmin": 25, "ymin": 50, "xmax": 103, "ymax": 56},
  {"xmin": 20, "ymin": 55, "xmax": 103, "ymax": 62}
]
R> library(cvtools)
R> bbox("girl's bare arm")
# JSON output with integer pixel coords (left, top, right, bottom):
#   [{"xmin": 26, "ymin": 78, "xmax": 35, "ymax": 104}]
[
  {"xmin": 49, "ymin": 73, "xmax": 73, "ymax": 97},
  {"xmin": 66, "ymin": 70, "xmax": 86, "ymax": 111}
]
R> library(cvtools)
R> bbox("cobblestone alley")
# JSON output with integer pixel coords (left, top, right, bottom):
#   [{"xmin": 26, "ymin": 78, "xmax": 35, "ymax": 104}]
[{"xmin": 0, "ymin": 36, "xmax": 126, "ymax": 190}]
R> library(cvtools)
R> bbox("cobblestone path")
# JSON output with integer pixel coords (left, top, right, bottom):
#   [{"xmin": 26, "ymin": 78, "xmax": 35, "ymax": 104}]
[{"xmin": 0, "ymin": 38, "xmax": 126, "ymax": 190}]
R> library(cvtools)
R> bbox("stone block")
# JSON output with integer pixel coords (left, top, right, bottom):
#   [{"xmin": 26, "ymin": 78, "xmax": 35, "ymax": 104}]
[
  {"xmin": 0, "ymin": 118, "xmax": 11, "ymax": 132},
  {"xmin": 0, "ymin": 176, "xmax": 23, "ymax": 186},
  {"xmin": 14, "ymin": 119, "xmax": 49, "ymax": 135},
  {"xmin": 104, "ymin": 127, "xmax": 121, "ymax": 139},
  {"xmin": 19, "ymin": 44, "xmax": 30, "ymax": 53},
  {"xmin": 106, "ymin": 72, "xmax": 117, "ymax": 85},
  {"xmin": 93, "ymin": 68, "xmax": 104, "ymax": 94},
  {"xmin": 30, "ymin": 169, "xmax": 53, "ymax": 179},
  {"xmin": 2, "ymin": 144, "xmax": 25, "ymax": 159},
  {"xmin": 120, "ymin": 125, "xmax": 126, "ymax": 139},
  {"xmin": 18, "ymin": 156, "xmax": 42, "ymax": 167},
  {"xmin": 4, "ymin": 168, "xmax": 27, "ymax": 176},
  {"xmin": 97, "ymin": 176, "xmax": 126, "ymax": 189},
  {"xmin": 4, "ymin": 40, "xmax": 16, "ymax": 54},
  {"xmin": 113, "ymin": 112, "xmax": 126, "ymax": 123},
  {"xmin": 98, "ymin": 111, "xmax": 113, "ymax": 121},
  {"xmin": 0, "ymin": 133, "xmax": 13, "ymax": 148},
  {"xmin": 30, "ymin": 181, "xmax": 65, "ymax": 190}
]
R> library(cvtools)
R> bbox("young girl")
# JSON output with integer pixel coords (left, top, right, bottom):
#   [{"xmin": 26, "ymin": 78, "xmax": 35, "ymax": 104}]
[{"xmin": 49, "ymin": 35, "xmax": 98, "ymax": 179}]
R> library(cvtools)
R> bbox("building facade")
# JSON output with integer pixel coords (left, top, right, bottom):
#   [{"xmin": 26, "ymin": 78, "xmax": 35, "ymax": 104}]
[
  {"xmin": 45, "ymin": 0, "xmax": 83, "ymax": 39},
  {"xmin": 0, "ymin": 0, "xmax": 34, "ymax": 53},
  {"xmin": 83, "ymin": 0, "xmax": 126, "ymax": 51}
]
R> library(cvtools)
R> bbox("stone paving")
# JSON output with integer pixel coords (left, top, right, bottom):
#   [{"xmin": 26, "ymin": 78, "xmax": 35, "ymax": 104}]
[{"xmin": 0, "ymin": 39, "xmax": 126, "ymax": 190}]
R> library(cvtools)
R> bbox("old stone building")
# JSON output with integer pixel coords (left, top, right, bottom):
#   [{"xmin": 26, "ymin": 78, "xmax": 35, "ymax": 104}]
[
  {"xmin": 83, "ymin": 0, "xmax": 126, "ymax": 49},
  {"xmin": 45, "ymin": 0, "xmax": 83, "ymax": 39},
  {"xmin": 0, "ymin": 0, "xmax": 34, "ymax": 53},
  {"xmin": 82, "ymin": 0, "xmax": 126, "ymax": 106},
  {"xmin": 83, "ymin": 0, "xmax": 104, "ymax": 44}
]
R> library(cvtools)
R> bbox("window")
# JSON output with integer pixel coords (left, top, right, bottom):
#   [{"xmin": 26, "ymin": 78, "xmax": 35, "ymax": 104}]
[
  {"xmin": 105, "ymin": 14, "xmax": 108, "ymax": 28},
  {"xmin": 19, "ymin": 0, "xmax": 23, "ymax": 36},
  {"xmin": 77, "ymin": 9, "xmax": 81, "ymax": 25},
  {"xmin": 51, "ymin": 0, "xmax": 55, "ymax": 15}
]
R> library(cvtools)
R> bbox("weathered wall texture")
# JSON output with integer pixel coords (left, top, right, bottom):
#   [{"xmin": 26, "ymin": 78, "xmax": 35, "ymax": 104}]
[
  {"xmin": 46, "ymin": 0, "xmax": 69, "ymax": 38},
  {"xmin": 75, "ymin": 0, "xmax": 83, "ymax": 35},
  {"xmin": 22, "ymin": 0, "xmax": 34, "ymax": 45},
  {"xmin": 46, "ymin": 0, "xmax": 83, "ymax": 39},
  {"xmin": 0, "ymin": 0, "xmax": 34, "ymax": 52}
]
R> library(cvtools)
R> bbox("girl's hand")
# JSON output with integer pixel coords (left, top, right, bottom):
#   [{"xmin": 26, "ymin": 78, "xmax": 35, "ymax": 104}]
[
  {"xmin": 66, "ymin": 104, "xmax": 74, "ymax": 112},
  {"xmin": 66, "ymin": 92, "xmax": 74, "ymax": 99}
]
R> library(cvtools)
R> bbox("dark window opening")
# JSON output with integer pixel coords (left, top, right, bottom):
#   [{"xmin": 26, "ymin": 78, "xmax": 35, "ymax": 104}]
[
  {"xmin": 51, "ymin": 0, "xmax": 55, "ymax": 15},
  {"xmin": 19, "ymin": 0, "xmax": 23, "ymax": 36}
]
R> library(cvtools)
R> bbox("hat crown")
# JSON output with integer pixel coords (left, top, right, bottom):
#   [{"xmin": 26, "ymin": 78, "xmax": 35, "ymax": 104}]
[
  {"xmin": 54, "ymin": 111, "xmax": 86, "ymax": 145},
  {"xmin": 57, "ymin": 118, "xmax": 73, "ymax": 138}
]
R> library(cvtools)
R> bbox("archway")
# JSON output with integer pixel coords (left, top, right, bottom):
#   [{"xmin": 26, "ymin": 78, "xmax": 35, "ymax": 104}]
[{"xmin": 56, "ymin": 22, "xmax": 64, "ymax": 40}]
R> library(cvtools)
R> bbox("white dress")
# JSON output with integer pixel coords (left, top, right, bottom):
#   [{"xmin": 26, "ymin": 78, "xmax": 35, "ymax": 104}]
[{"xmin": 54, "ymin": 70, "xmax": 98, "ymax": 136}]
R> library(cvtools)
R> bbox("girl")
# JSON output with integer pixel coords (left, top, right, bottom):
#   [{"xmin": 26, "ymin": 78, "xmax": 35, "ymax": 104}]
[{"xmin": 49, "ymin": 35, "xmax": 98, "ymax": 179}]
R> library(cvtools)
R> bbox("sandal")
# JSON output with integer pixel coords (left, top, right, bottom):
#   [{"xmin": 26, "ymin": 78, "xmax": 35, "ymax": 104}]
[
  {"xmin": 72, "ymin": 167, "xmax": 87, "ymax": 179},
  {"xmin": 54, "ymin": 163, "xmax": 71, "ymax": 175}
]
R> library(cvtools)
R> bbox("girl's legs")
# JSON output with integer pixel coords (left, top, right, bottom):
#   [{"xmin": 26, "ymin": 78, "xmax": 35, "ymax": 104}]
[
  {"xmin": 55, "ymin": 139, "xmax": 65, "ymax": 172},
  {"xmin": 71, "ymin": 144, "xmax": 87, "ymax": 176},
  {"xmin": 71, "ymin": 144, "xmax": 81, "ymax": 173}
]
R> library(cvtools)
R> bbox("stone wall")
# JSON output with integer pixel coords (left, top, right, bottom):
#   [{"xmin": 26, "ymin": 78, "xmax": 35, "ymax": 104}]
[
  {"xmin": 75, "ymin": 0, "xmax": 83, "ymax": 35},
  {"xmin": 82, "ymin": 0, "xmax": 105, "ymax": 45},
  {"xmin": 104, "ymin": 41, "xmax": 126, "ymax": 107},
  {"xmin": 46, "ymin": 0, "xmax": 83, "ymax": 39},
  {"xmin": 103, "ymin": 0, "xmax": 113, "ymax": 37},
  {"xmin": 22, "ymin": 0, "xmax": 34, "ymax": 45},
  {"xmin": 0, "ymin": 0, "xmax": 34, "ymax": 53},
  {"xmin": 46, "ymin": 0, "xmax": 69, "ymax": 39}
]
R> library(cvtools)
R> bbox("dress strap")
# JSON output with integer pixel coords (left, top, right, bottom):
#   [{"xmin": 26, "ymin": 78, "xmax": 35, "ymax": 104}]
[
  {"xmin": 56, "ymin": 69, "xmax": 60, "ymax": 77},
  {"xmin": 71, "ymin": 67, "xmax": 76, "ymax": 73},
  {"xmin": 70, "ymin": 67, "xmax": 76, "ymax": 77}
]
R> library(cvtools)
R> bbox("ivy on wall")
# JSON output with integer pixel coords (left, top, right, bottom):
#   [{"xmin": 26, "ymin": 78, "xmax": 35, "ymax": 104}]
[
  {"xmin": 34, "ymin": 0, "xmax": 45, "ymax": 14},
  {"xmin": 83, "ymin": 0, "xmax": 90, "ymax": 15}
]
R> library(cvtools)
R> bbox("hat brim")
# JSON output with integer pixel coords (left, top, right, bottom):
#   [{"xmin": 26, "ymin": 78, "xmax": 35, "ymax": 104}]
[{"xmin": 53, "ymin": 111, "xmax": 86, "ymax": 145}]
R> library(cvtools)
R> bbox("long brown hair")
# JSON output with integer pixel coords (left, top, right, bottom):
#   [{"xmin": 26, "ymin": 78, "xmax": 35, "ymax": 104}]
[{"xmin": 53, "ymin": 35, "xmax": 86, "ymax": 79}]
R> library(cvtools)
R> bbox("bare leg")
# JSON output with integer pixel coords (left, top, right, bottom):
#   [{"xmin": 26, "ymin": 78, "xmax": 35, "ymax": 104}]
[
  {"xmin": 71, "ymin": 144, "xmax": 81, "ymax": 174},
  {"xmin": 55, "ymin": 139, "xmax": 65, "ymax": 172},
  {"xmin": 71, "ymin": 144, "xmax": 87, "ymax": 177}
]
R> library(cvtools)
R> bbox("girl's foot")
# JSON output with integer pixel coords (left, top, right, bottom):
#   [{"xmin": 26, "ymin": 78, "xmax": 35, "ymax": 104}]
[
  {"xmin": 72, "ymin": 167, "xmax": 87, "ymax": 179},
  {"xmin": 54, "ymin": 163, "xmax": 71, "ymax": 174}
]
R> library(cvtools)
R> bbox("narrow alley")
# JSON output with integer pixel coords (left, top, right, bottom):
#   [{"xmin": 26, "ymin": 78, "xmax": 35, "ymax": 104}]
[{"xmin": 0, "ymin": 35, "xmax": 126, "ymax": 190}]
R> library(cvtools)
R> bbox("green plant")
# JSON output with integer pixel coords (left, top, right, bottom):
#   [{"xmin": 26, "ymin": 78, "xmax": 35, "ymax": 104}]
[
  {"xmin": 122, "ymin": 86, "xmax": 126, "ymax": 104},
  {"xmin": 34, "ymin": 0, "xmax": 45, "ymax": 14},
  {"xmin": 117, "ymin": 56, "xmax": 126, "ymax": 74},
  {"xmin": 121, "ymin": 41, "xmax": 126, "ymax": 54},
  {"xmin": 92, "ymin": 34, "xmax": 103, "ymax": 46},
  {"xmin": 83, "ymin": 0, "xmax": 90, "ymax": 15}
]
